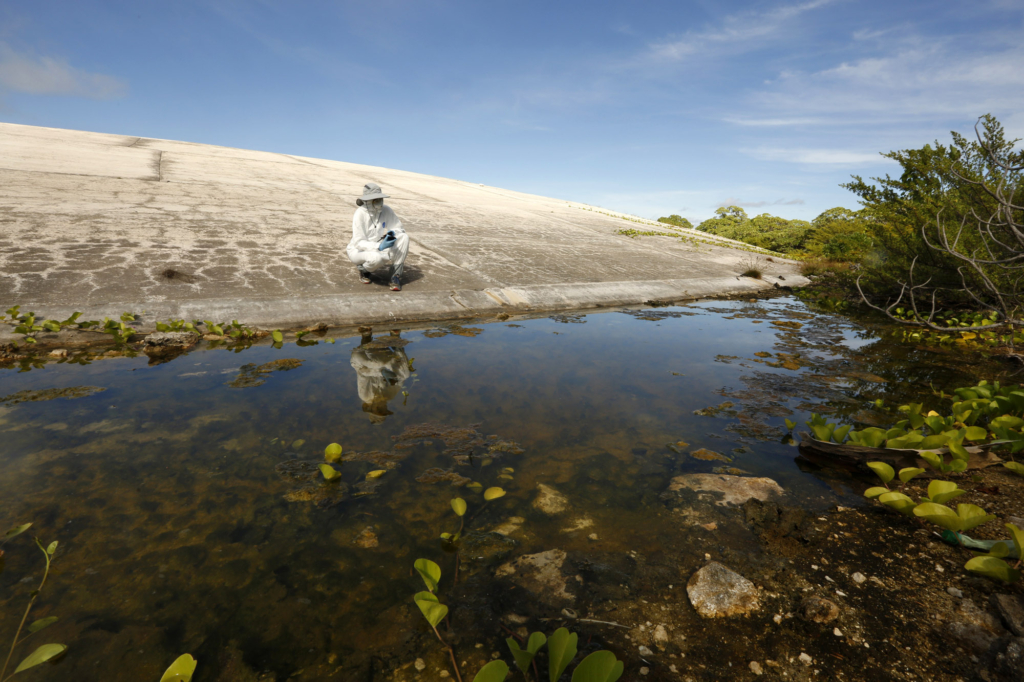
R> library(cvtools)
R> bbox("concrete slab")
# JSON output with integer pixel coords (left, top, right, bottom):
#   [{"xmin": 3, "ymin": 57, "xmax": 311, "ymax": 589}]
[{"xmin": 0, "ymin": 122, "xmax": 806, "ymax": 330}]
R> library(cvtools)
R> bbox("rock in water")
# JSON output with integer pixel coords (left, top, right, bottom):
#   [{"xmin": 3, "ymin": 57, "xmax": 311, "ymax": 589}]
[
  {"xmin": 496, "ymin": 549, "xmax": 573, "ymax": 601},
  {"xmin": 686, "ymin": 562, "xmax": 760, "ymax": 617},
  {"xmin": 801, "ymin": 596, "xmax": 840, "ymax": 624},
  {"xmin": 668, "ymin": 474, "xmax": 782, "ymax": 506},
  {"xmin": 144, "ymin": 331, "xmax": 199, "ymax": 347},
  {"xmin": 532, "ymin": 484, "xmax": 568, "ymax": 514}
]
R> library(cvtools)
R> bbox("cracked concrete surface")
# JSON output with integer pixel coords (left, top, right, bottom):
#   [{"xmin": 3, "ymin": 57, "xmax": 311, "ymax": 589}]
[{"xmin": 0, "ymin": 122, "xmax": 806, "ymax": 328}]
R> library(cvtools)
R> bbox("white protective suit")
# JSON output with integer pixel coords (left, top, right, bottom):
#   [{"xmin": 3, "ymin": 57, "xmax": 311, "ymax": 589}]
[
  {"xmin": 350, "ymin": 345, "xmax": 411, "ymax": 421},
  {"xmin": 346, "ymin": 204, "xmax": 410, "ymax": 277}
]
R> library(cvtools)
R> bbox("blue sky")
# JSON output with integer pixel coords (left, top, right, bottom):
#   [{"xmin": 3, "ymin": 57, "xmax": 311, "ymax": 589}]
[{"xmin": 1, "ymin": 0, "xmax": 1022, "ymax": 222}]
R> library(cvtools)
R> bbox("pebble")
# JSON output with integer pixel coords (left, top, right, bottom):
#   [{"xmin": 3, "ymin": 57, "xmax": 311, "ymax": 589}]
[
  {"xmin": 749, "ymin": 661, "xmax": 763, "ymax": 675},
  {"xmin": 834, "ymin": 628, "xmax": 844, "ymax": 637},
  {"xmin": 773, "ymin": 614, "xmax": 783, "ymax": 624},
  {"xmin": 588, "ymin": 533, "xmax": 598, "ymax": 541},
  {"xmin": 653, "ymin": 625, "xmax": 669, "ymax": 643},
  {"xmin": 669, "ymin": 664, "xmax": 678, "ymax": 673},
  {"xmin": 936, "ymin": 564, "xmax": 945, "ymax": 573},
  {"xmin": 799, "ymin": 653, "xmax": 813, "ymax": 666},
  {"xmin": 414, "ymin": 659, "xmax": 425, "ymax": 671},
  {"xmin": 440, "ymin": 672, "xmax": 449, "ymax": 678},
  {"xmin": 947, "ymin": 587, "xmax": 963, "ymax": 598},
  {"xmin": 639, "ymin": 667, "xmax": 649, "ymax": 675},
  {"xmin": 852, "ymin": 572, "xmax": 866, "ymax": 584},
  {"xmin": 686, "ymin": 562, "xmax": 761, "ymax": 618},
  {"xmin": 48, "ymin": 348, "xmax": 68, "ymax": 357},
  {"xmin": 639, "ymin": 646, "xmax": 653, "ymax": 656}
]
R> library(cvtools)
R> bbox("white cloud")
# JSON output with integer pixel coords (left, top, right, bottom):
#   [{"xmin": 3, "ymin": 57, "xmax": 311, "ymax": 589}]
[
  {"xmin": 751, "ymin": 41, "xmax": 1024, "ymax": 122},
  {"xmin": 646, "ymin": 0, "xmax": 835, "ymax": 62},
  {"xmin": 742, "ymin": 147, "xmax": 890, "ymax": 165},
  {"xmin": 0, "ymin": 44, "xmax": 126, "ymax": 99}
]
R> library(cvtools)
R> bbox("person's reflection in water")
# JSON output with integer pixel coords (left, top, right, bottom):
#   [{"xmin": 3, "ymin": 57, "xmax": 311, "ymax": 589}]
[{"xmin": 350, "ymin": 331, "xmax": 411, "ymax": 424}]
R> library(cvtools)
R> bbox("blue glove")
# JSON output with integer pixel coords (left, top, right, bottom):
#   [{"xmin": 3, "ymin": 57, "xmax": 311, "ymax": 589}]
[{"xmin": 378, "ymin": 230, "xmax": 397, "ymax": 251}]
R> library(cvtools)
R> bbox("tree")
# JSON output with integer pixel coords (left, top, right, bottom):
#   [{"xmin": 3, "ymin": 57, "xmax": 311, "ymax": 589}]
[
  {"xmin": 846, "ymin": 115, "xmax": 1024, "ymax": 347},
  {"xmin": 805, "ymin": 207, "xmax": 875, "ymax": 261},
  {"xmin": 657, "ymin": 215, "xmax": 693, "ymax": 229}
]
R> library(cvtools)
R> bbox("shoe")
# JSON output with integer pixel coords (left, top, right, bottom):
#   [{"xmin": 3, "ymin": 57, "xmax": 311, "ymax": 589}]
[
  {"xmin": 358, "ymin": 269, "xmax": 371, "ymax": 284},
  {"xmin": 389, "ymin": 276, "xmax": 402, "ymax": 292}
]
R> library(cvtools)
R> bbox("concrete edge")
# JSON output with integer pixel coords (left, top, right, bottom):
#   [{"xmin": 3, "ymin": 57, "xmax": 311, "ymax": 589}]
[{"xmin": 1, "ymin": 275, "xmax": 809, "ymax": 346}]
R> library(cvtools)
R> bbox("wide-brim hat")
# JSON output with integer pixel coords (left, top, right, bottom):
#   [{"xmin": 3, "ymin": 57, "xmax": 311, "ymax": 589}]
[{"xmin": 355, "ymin": 182, "xmax": 390, "ymax": 206}]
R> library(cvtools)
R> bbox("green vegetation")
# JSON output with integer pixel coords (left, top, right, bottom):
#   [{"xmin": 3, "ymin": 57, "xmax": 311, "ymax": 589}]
[
  {"xmin": 1, "ymin": 523, "xmax": 66, "ymax": 682},
  {"xmin": 652, "ymin": 205, "xmax": 874, "ymax": 262},
  {"xmin": 657, "ymin": 215, "xmax": 693, "ymax": 229}
]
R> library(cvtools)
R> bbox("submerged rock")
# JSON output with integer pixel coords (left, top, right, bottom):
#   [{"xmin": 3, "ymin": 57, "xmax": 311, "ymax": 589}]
[
  {"xmin": 496, "ymin": 549, "xmax": 573, "ymax": 601},
  {"xmin": 800, "ymin": 596, "xmax": 839, "ymax": 624},
  {"xmin": 686, "ymin": 561, "xmax": 760, "ymax": 618},
  {"xmin": 668, "ymin": 474, "xmax": 783, "ymax": 506},
  {"xmin": 533, "ymin": 484, "xmax": 568, "ymax": 514},
  {"xmin": 993, "ymin": 594, "xmax": 1024, "ymax": 637},
  {"xmin": 460, "ymin": 531, "xmax": 517, "ymax": 566},
  {"xmin": 354, "ymin": 526, "xmax": 379, "ymax": 548},
  {"xmin": 144, "ymin": 331, "xmax": 199, "ymax": 347}
]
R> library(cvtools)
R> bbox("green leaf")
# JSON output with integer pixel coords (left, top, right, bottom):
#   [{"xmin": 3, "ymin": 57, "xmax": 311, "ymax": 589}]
[
  {"xmin": 547, "ymin": 627, "xmax": 578, "ymax": 682},
  {"xmin": 156, "ymin": 322, "xmax": 170, "ymax": 332},
  {"xmin": 927, "ymin": 480, "xmax": 965, "ymax": 505},
  {"xmin": 810, "ymin": 423, "xmax": 836, "ymax": 442},
  {"xmin": 291, "ymin": 439, "xmax": 305, "ymax": 449},
  {"xmin": 924, "ymin": 415, "xmax": 946, "ymax": 435},
  {"xmin": 46, "ymin": 540, "xmax": 58, "ymax": 555},
  {"xmin": 784, "ymin": 418, "xmax": 795, "ymax": 430},
  {"xmin": 1007, "ymin": 523, "xmax": 1024, "ymax": 558},
  {"xmin": 1004, "ymin": 462, "xmax": 1024, "ymax": 477},
  {"xmin": 414, "ymin": 558, "xmax": 442, "ymax": 593},
  {"xmin": 898, "ymin": 467, "xmax": 925, "ymax": 483},
  {"xmin": 14, "ymin": 643, "xmax": 66, "ymax": 673},
  {"xmin": 919, "ymin": 433, "xmax": 951, "ymax": 450},
  {"xmin": 413, "ymin": 591, "xmax": 448, "ymax": 628},
  {"xmin": 466, "ymin": 482, "xmax": 483, "ymax": 492},
  {"xmin": 957, "ymin": 504, "xmax": 996, "ymax": 532},
  {"xmin": 472, "ymin": 660, "xmax": 510, "ymax": 682},
  {"xmin": 451, "ymin": 498, "xmax": 467, "ymax": 517},
  {"xmin": 914, "ymin": 502, "xmax": 962, "ymax": 531},
  {"xmin": 160, "ymin": 653, "xmax": 198, "ymax": 682},
  {"xmin": 41, "ymin": 320, "xmax": 61, "ymax": 332},
  {"xmin": 878, "ymin": 491, "xmax": 916, "ymax": 515},
  {"xmin": 5, "ymin": 522, "xmax": 32, "ymax": 538},
  {"xmin": 950, "ymin": 458, "xmax": 968, "ymax": 473},
  {"xmin": 483, "ymin": 487, "xmax": 506, "ymax": 501},
  {"xmin": 212, "ymin": 325, "xmax": 224, "ymax": 336},
  {"xmin": 985, "ymin": 541, "xmax": 1011, "ymax": 559},
  {"xmin": 965, "ymin": 556, "xmax": 1020, "ymax": 584},
  {"xmin": 507, "ymin": 638, "xmax": 537, "ymax": 677},
  {"xmin": 318, "ymin": 464, "xmax": 341, "ymax": 481},
  {"xmin": 272, "ymin": 330, "xmax": 283, "ymax": 343},
  {"xmin": 853, "ymin": 428, "xmax": 887, "ymax": 448},
  {"xmin": 571, "ymin": 650, "xmax": 624, "ymax": 682},
  {"xmin": 864, "ymin": 487, "xmax": 889, "ymax": 500},
  {"xmin": 866, "ymin": 462, "xmax": 895, "ymax": 485},
  {"xmin": 27, "ymin": 616, "xmax": 58, "ymax": 634},
  {"xmin": 526, "ymin": 631, "xmax": 547, "ymax": 655},
  {"xmin": 948, "ymin": 437, "xmax": 970, "ymax": 461},
  {"xmin": 324, "ymin": 443, "xmax": 343, "ymax": 462},
  {"xmin": 832, "ymin": 425, "xmax": 851, "ymax": 443},
  {"xmin": 964, "ymin": 425, "xmax": 988, "ymax": 441}
]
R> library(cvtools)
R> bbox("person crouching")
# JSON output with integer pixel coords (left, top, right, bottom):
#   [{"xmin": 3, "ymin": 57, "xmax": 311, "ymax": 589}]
[{"xmin": 346, "ymin": 182, "xmax": 410, "ymax": 291}]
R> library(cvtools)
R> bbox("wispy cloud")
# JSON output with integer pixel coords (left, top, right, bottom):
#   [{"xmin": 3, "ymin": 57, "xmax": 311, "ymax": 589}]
[
  {"xmin": 0, "ymin": 43, "xmax": 126, "ymax": 99},
  {"xmin": 742, "ymin": 147, "xmax": 890, "ymax": 165},
  {"xmin": 719, "ymin": 197, "xmax": 805, "ymax": 208},
  {"xmin": 750, "ymin": 40, "xmax": 1024, "ymax": 124},
  {"xmin": 646, "ymin": 0, "xmax": 835, "ymax": 61}
]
